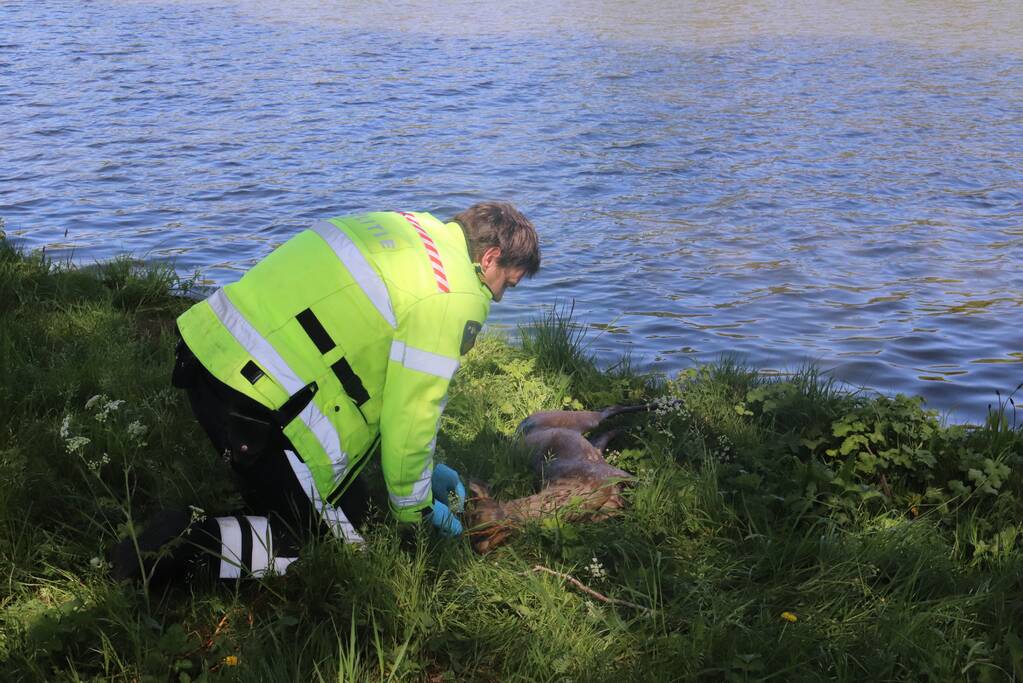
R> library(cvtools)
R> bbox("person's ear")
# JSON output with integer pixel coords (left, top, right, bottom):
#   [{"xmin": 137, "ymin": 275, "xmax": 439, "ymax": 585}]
[{"xmin": 479, "ymin": 246, "xmax": 502, "ymax": 272}]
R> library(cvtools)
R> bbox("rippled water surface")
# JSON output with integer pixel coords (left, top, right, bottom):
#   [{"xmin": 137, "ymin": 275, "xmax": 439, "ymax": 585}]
[{"xmin": 2, "ymin": 0, "xmax": 1022, "ymax": 422}]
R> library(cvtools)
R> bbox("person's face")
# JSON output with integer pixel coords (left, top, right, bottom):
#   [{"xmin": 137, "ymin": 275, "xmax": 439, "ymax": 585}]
[{"xmin": 479, "ymin": 247, "xmax": 525, "ymax": 302}]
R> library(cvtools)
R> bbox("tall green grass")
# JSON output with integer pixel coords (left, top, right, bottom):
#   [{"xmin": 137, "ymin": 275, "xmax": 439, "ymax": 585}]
[{"xmin": 1, "ymin": 235, "xmax": 1021, "ymax": 681}]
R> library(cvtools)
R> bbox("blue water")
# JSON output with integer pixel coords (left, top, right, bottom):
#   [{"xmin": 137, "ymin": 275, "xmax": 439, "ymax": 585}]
[{"xmin": 2, "ymin": 0, "xmax": 1022, "ymax": 423}]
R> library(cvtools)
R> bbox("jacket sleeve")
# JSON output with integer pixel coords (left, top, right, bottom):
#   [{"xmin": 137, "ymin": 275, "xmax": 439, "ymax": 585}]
[{"xmin": 380, "ymin": 293, "xmax": 485, "ymax": 523}]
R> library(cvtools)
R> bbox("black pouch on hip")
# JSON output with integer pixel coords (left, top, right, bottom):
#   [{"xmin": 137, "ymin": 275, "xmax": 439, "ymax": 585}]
[{"xmin": 225, "ymin": 411, "xmax": 275, "ymax": 465}]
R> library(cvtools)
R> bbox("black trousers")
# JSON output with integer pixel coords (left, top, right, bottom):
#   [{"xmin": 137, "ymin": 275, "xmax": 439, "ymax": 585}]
[{"xmin": 164, "ymin": 338, "xmax": 370, "ymax": 580}]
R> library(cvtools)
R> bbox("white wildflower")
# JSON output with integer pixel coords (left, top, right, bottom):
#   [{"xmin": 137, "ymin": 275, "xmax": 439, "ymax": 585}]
[
  {"xmin": 188, "ymin": 505, "xmax": 207, "ymax": 523},
  {"xmin": 713, "ymin": 433, "xmax": 734, "ymax": 462},
  {"xmin": 86, "ymin": 451, "xmax": 111, "ymax": 472},
  {"xmin": 65, "ymin": 435, "xmax": 91, "ymax": 454},
  {"xmin": 94, "ymin": 398, "xmax": 125, "ymax": 423},
  {"xmin": 634, "ymin": 465, "xmax": 655, "ymax": 485},
  {"xmin": 59, "ymin": 415, "xmax": 72, "ymax": 439},
  {"xmin": 85, "ymin": 394, "xmax": 104, "ymax": 410},
  {"xmin": 652, "ymin": 395, "xmax": 687, "ymax": 420},
  {"xmin": 586, "ymin": 556, "xmax": 608, "ymax": 581},
  {"xmin": 127, "ymin": 420, "xmax": 148, "ymax": 442}
]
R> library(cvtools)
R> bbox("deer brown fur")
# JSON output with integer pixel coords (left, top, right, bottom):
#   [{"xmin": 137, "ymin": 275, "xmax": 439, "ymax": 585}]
[{"xmin": 465, "ymin": 405, "xmax": 648, "ymax": 553}]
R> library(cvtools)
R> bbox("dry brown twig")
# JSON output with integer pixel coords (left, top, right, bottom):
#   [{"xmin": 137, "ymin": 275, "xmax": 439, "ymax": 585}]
[
  {"xmin": 203, "ymin": 611, "xmax": 232, "ymax": 649},
  {"xmin": 878, "ymin": 473, "xmax": 893, "ymax": 499},
  {"xmin": 522, "ymin": 564, "xmax": 654, "ymax": 615}
]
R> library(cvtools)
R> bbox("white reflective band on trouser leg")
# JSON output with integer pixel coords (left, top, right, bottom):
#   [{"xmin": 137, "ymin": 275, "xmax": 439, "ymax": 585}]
[
  {"xmin": 390, "ymin": 463, "xmax": 433, "ymax": 509},
  {"xmin": 207, "ymin": 289, "xmax": 304, "ymax": 394},
  {"xmin": 388, "ymin": 341, "xmax": 459, "ymax": 380},
  {"xmin": 215, "ymin": 516, "xmax": 298, "ymax": 579},
  {"xmin": 216, "ymin": 517, "xmax": 243, "ymax": 579},
  {"xmin": 311, "ymin": 220, "xmax": 397, "ymax": 329},
  {"xmin": 284, "ymin": 450, "xmax": 365, "ymax": 544},
  {"xmin": 247, "ymin": 516, "xmax": 271, "ymax": 577}
]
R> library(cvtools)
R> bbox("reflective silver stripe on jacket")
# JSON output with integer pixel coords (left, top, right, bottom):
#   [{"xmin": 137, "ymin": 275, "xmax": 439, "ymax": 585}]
[
  {"xmin": 210, "ymin": 289, "xmax": 303, "ymax": 394},
  {"xmin": 389, "ymin": 462, "xmax": 433, "ymax": 509},
  {"xmin": 285, "ymin": 450, "xmax": 365, "ymax": 544},
  {"xmin": 427, "ymin": 397, "xmax": 449, "ymax": 458},
  {"xmin": 208, "ymin": 288, "xmax": 348, "ymax": 475},
  {"xmin": 389, "ymin": 341, "xmax": 459, "ymax": 379},
  {"xmin": 297, "ymin": 400, "xmax": 348, "ymax": 479},
  {"xmin": 311, "ymin": 220, "xmax": 397, "ymax": 329}
]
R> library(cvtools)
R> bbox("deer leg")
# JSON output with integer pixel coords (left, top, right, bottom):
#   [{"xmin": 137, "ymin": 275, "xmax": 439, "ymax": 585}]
[
  {"xmin": 517, "ymin": 410, "xmax": 604, "ymax": 436},
  {"xmin": 598, "ymin": 403, "xmax": 654, "ymax": 421},
  {"xmin": 587, "ymin": 428, "xmax": 623, "ymax": 454},
  {"xmin": 517, "ymin": 404, "xmax": 653, "ymax": 436},
  {"xmin": 525, "ymin": 428, "xmax": 601, "ymax": 475}
]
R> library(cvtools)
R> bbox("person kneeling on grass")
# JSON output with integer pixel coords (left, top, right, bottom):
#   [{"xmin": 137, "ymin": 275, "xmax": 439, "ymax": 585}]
[{"xmin": 113, "ymin": 203, "xmax": 540, "ymax": 583}]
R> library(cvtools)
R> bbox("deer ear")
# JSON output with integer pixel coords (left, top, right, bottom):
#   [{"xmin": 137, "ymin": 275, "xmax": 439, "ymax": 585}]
[{"xmin": 468, "ymin": 479, "xmax": 492, "ymax": 499}]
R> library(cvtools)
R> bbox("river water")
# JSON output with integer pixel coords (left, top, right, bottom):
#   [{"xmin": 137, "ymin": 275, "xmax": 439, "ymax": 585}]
[{"xmin": 2, "ymin": 1, "xmax": 1021, "ymax": 423}]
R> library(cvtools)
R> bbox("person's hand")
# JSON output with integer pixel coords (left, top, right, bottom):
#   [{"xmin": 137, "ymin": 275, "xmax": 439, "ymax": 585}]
[
  {"xmin": 432, "ymin": 463, "xmax": 466, "ymax": 512},
  {"xmin": 430, "ymin": 500, "xmax": 463, "ymax": 537}
]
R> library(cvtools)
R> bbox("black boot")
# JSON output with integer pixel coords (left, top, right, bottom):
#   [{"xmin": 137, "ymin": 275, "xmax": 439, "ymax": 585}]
[{"xmin": 110, "ymin": 506, "xmax": 208, "ymax": 585}]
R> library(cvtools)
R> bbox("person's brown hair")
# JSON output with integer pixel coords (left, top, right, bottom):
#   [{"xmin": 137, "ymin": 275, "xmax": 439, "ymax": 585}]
[{"xmin": 451, "ymin": 202, "xmax": 540, "ymax": 276}]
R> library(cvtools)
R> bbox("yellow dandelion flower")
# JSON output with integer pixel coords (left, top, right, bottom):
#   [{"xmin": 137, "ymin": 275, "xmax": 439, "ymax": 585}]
[
  {"xmin": 223, "ymin": 655, "xmax": 239, "ymax": 667},
  {"xmin": 780, "ymin": 611, "xmax": 798, "ymax": 623}
]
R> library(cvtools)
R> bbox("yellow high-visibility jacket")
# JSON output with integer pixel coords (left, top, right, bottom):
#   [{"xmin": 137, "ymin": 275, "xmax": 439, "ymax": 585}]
[{"xmin": 176, "ymin": 211, "xmax": 490, "ymax": 523}]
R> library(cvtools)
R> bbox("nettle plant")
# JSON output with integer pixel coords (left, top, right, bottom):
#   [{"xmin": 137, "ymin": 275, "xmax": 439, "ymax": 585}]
[
  {"xmin": 832, "ymin": 396, "xmax": 1015, "ymax": 505},
  {"xmin": 747, "ymin": 383, "xmax": 1021, "ymax": 522},
  {"xmin": 823, "ymin": 394, "xmax": 943, "ymax": 487}
]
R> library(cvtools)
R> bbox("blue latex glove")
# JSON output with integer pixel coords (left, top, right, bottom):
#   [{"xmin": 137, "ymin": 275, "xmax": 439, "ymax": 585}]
[
  {"xmin": 430, "ymin": 500, "xmax": 463, "ymax": 537},
  {"xmin": 432, "ymin": 463, "xmax": 466, "ymax": 512}
]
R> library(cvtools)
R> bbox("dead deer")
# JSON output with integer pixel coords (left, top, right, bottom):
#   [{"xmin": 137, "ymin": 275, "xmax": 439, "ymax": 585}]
[{"xmin": 465, "ymin": 404, "xmax": 650, "ymax": 553}]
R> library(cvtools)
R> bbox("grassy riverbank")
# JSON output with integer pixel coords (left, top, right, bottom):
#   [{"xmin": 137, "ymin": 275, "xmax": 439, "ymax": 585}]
[{"xmin": 1, "ymin": 235, "xmax": 1021, "ymax": 682}]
